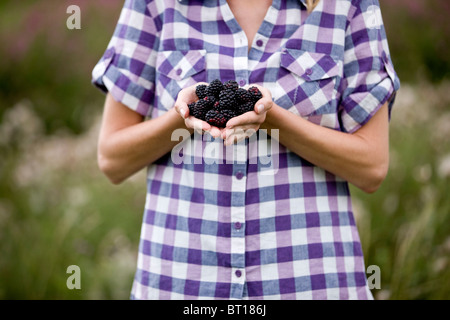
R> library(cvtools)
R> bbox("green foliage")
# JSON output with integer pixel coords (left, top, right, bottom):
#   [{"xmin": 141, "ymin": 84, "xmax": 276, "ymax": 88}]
[
  {"xmin": 381, "ymin": 0, "xmax": 450, "ymax": 83},
  {"xmin": 352, "ymin": 83, "xmax": 450, "ymax": 300},
  {"xmin": 0, "ymin": 0, "xmax": 122, "ymax": 134},
  {"xmin": 0, "ymin": 107, "xmax": 145, "ymax": 299}
]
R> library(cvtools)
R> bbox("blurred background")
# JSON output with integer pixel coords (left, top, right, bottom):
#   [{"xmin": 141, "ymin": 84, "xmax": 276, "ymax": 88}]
[{"xmin": 0, "ymin": 0, "xmax": 449, "ymax": 300}]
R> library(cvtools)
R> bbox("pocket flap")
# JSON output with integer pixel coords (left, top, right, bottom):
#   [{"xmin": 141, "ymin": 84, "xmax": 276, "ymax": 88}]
[
  {"xmin": 280, "ymin": 49, "xmax": 341, "ymax": 81},
  {"xmin": 157, "ymin": 50, "xmax": 206, "ymax": 81}
]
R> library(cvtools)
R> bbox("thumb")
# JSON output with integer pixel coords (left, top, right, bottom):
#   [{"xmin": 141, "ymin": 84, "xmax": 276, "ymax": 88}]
[{"xmin": 254, "ymin": 97, "xmax": 272, "ymax": 114}]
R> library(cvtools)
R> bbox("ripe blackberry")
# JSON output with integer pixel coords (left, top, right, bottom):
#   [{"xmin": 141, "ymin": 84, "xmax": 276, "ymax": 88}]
[
  {"xmin": 195, "ymin": 84, "xmax": 208, "ymax": 99},
  {"xmin": 193, "ymin": 80, "xmax": 261, "ymax": 124},
  {"xmin": 202, "ymin": 95, "xmax": 216, "ymax": 108},
  {"xmin": 248, "ymin": 86, "xmax": 263, "ymax": 103},
  {"xmin": 205, "ymin": 109, "xmax": 227, "ymax": 128},
  {"xmin": 214, "ymin": 100, "xmax": 229, "ymax": 112},
  {"xmin": 218, "ymin": 88, "xmax": 237, "ymax": 110},
  {"xmin": 220, "ymin": 109, "xmax": 237, "ymax": 122},
  {"xmin": 191, "ymin": 98, "xmax": 212, "ymax": 120},
  {"xmin": 187, "ymin": 102, "xmax": 197, "ymax": 117},
  {"xmin": 236, "ymin": 102, "xmax": 255, "ymax": 115},
  {"xmin": 206, "ymin": 79, "xmax": 224, "ymax": 98},
  {"xmin": 223, "ymin": 80, "xmax": 239, "ymax": 91},
  {"xmin": 235, "ymin": 88, "xmax": 253, "ymax": 104}
]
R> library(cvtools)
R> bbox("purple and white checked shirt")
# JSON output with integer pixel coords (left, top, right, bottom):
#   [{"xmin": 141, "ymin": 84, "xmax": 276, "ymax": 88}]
[{"xmin": 92, "ymin": 0, "xmax": 400, "ymax": 299}]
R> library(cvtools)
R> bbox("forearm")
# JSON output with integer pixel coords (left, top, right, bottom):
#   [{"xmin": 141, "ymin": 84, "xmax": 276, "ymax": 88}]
[
  {"xmin": 261, "ymin": 103, "xmax": 390, "ymax": 193},
  {"xmin": 98, "ymin": 104, "xmax": 191, "ymax": 184}
]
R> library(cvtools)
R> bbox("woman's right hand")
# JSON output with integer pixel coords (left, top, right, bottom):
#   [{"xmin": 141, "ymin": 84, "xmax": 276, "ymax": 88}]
[{"xmin": 174, "ymin": 83, "xmax": 223, "ymax": 138}]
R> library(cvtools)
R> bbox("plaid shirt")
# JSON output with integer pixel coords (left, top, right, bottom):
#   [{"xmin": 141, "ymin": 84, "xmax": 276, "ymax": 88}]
[{"xmin": 92, "ymin": 0, "xmax": 399, "ymax": 299}]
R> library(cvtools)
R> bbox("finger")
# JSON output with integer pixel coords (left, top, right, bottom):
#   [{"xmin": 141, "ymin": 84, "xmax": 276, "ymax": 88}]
[
  {"xmin": 245, "ymin": 84, "xmax": 273, "ymax": 114},
  {"xmin": 174, "ymin": 98, "xmax": 186, "ymax": 117},
  {"xmin": 226, "ymin": 111, "xmax": 261, "ymax": 129},
  {"xmin": 185, "ymin": 116, "xmax": 211, "ymax": 132},
  {"xmin": 175, "ymin": 83, "xmax": 206, "ymax": 118},
  {"xmin": 224, "ymin": 133, "xmax": 242, "ymax": 146},
  {"xmin": 211, "ymin": 127, "xmax": 225, "ymax": 138},
  {"xmin": 179, "ymin": 105, "xmax": 188, "ymax": 119},
  {"xmin": 253, "ymin": 96, "xmax": 272, "ymax": 115},
  {"xmin": 223, "ymin": 128, "xmax": 257, "ymax": 145},
  {"xmin": 222, "ymin": 125, "xmax": 258, "ymax": 139},
  {"xmin": 229, "ymin": 124, "xmax": 260, "ymax": 133},
  {"xmin": 224, "ymin": 132, "xmax": 251, "ymax": 146}
]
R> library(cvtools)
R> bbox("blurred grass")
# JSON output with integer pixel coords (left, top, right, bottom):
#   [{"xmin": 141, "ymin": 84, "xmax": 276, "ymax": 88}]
[
  {"xmin": 0, "ymin": 108, "xmax": 146, "ymax": 299},
  {"xmin": 352, "ymin": 82, "xmax": 450, "ymax": 300},
  {"xmin": 0, "ymin": 0, "xmax": 449, "ymax": 300}
]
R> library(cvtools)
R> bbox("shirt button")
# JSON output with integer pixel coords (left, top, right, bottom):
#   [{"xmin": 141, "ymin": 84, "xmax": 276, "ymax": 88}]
[
  {"xmin": 256, "ymin": 39, "xmax": 264, "ymax": 47},
  {"xmin": 235, "ymin": 270, "xmax": 242, "ymax": 278},
  {"xmin": 235, "ymin": 171, "xmax": 244, "ymax": 180},
  {"xmin": 239, "ymin": 79, "xmax": 246, "ymax": 86},
  {"xmin": 104, "ymin": 48, "xmax": 114, "ymax": 59},
  {"xmin": 176, "ymin": 68, "xmax": 183, "ymax": 76},
  {"xmin": 305, "ymin": 68, "xmax": 313, "ymax": 76},
  {"xmin": 234, "ymin": 222, "xmax": 242, "ymax": 230}
]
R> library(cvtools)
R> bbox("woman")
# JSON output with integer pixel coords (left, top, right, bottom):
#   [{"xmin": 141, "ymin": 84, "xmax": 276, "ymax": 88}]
[{"xmin": 92, "ymin": 0, "xmax": 400, "ymax": 299}]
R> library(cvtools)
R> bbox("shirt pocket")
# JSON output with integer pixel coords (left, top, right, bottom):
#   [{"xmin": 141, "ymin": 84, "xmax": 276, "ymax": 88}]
[
  {"xmin": 155, "ymin": 50, "xmax": 207, "ymax": 110},
  {"xmin": 277, "ymin": 49, "xmax": 341, "ymax": 119}
]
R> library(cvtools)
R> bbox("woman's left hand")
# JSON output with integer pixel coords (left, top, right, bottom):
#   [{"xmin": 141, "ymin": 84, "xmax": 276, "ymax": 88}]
[{"xmin": 221, "ymin": 84, "xmax": 273, "ymax": 146}]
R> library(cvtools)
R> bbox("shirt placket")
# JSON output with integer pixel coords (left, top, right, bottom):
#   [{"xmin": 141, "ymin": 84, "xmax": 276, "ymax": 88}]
[
  {"xmin": 218, "ymin": 0, "xmax": 256, "ymax": 298},
  {"xmin": 229, "ymin": 142, "xmax": 247, "ymax": 298}
]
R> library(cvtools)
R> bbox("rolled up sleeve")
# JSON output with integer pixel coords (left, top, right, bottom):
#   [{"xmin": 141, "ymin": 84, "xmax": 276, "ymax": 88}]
[
  {"xmin": 339, "ymin": 0, "xmax": 400, "ymax": 133},
  {"xmin": 91, "ymin": 0, "xmax": 159, "ymax": 117}
]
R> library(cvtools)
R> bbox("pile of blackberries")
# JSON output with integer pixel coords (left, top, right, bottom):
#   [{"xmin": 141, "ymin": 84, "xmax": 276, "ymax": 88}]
[{"xmin": 187, "ymin": 79, "xmax": 263, "ymax": 128}]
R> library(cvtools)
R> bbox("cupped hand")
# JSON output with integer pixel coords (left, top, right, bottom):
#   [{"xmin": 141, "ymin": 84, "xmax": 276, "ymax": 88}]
[
  {"xmin": 221, "ymin": 84, "xmax": 273, "ymax": 146},
  {"xmin": 174, "ymin": 83, "xmax": 223, "ymax": 138}
]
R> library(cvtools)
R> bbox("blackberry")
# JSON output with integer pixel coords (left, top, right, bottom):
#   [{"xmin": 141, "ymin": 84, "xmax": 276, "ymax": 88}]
[
  {"xmin": 202, "ymin": 95, "xmax": 217, "ymax": 108},
  {"xmin": 187, "ymin": 102, "xmax": 197, "ymax": 116},
  {"xmin": 195, "ymin": 84, "xmax": 208, "ymax": 99},
  {"xmin": 192, "ymin": 80, "xmax": 261, "ymax": 124},
  {"xmin": 218, "ymin": 88, "xmax": 237, "ymax": 110},
  {"xmin": 206, "ymin": 79, "xmax": 224, "ymax": 98},
  {"xmin": 236, "ymin": 101, "xmax": 255, "ymax": 115},
  {"xmin": 220, "ymin": 109, "xmax": 237, "ymax": 122},
  {"xmin": 235, "ymin": 88, "xmax": 253, "ymax": 104},
  {"xmin": 223, "ymin": 80, "xmax": 239, "ymax": 91},
  {"xmin": 191, "ymin": 98, "xmax": 213, "ymax": 120},
  {"xmin": 248, "ymin": 86, "xmax": 263, "ymax": 103},
  {"xmin": 205, "ymin": 109, "xmax": 227, "ymax": 128},
  {"xmin": 214, "ymin": 100, "xmax": 229, "ymax": 112}
]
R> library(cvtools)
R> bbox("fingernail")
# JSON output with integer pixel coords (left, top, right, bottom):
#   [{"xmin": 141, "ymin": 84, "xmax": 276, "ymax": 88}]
[
  {"xmin": 257, "ymin": 104, "xmax": 264, "ymax": 113},
  {"xmin": 180, "ymin": 108, "xmax": 186, "ymax": 118}
]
